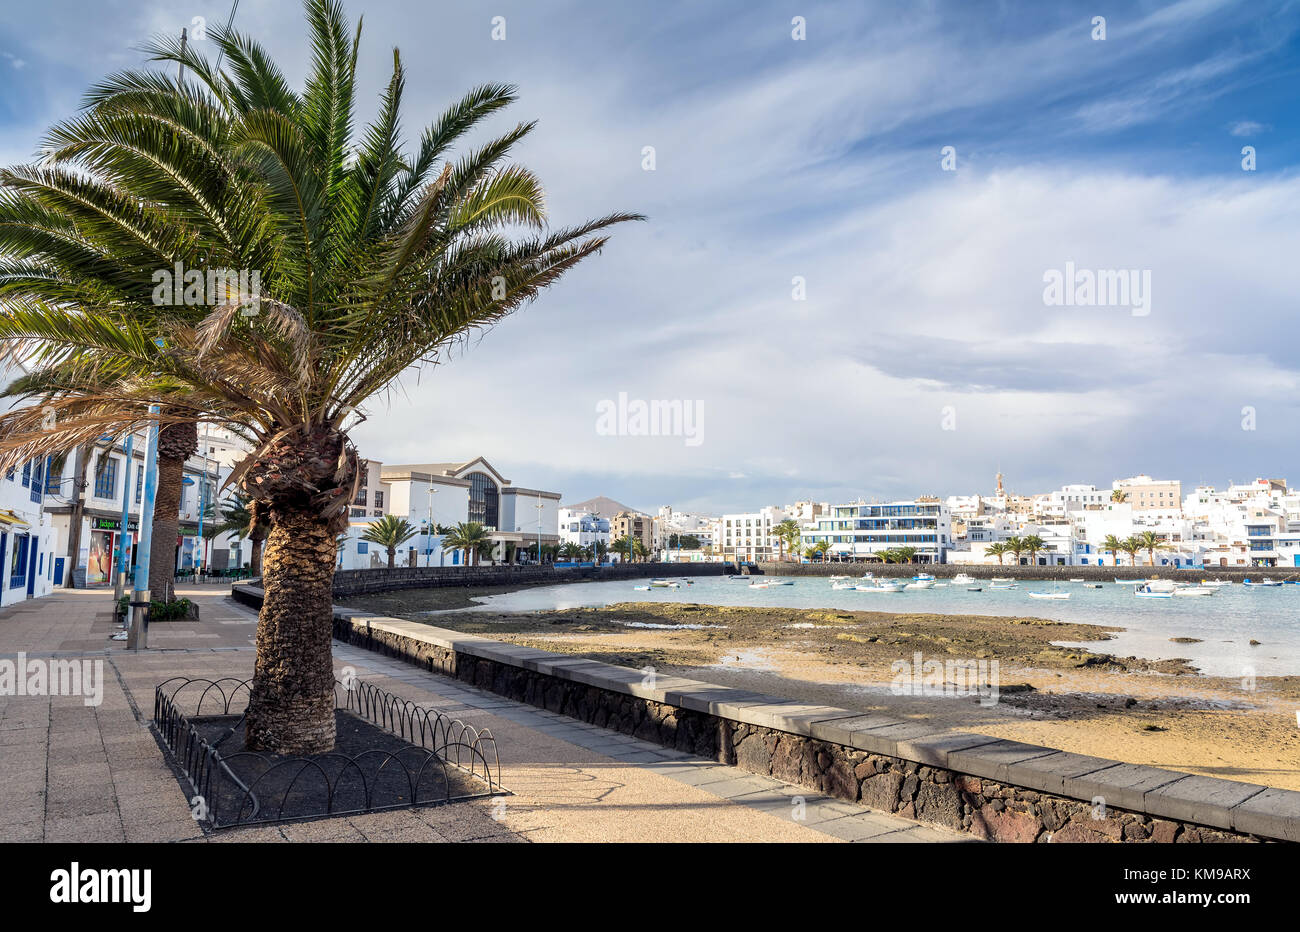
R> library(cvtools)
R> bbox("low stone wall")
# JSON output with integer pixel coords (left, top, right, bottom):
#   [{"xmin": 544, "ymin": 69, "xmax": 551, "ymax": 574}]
[
  {"xmin": 230, "ymin": 581, "xmax": 1298, "ymax": 844},
  {"xmin": 329, "ymin": 561, "xmax": 727, "ymax": 597},
  {"xmin": 760, "ymin": 562, "xmax": 1300, "ymax": 581}
]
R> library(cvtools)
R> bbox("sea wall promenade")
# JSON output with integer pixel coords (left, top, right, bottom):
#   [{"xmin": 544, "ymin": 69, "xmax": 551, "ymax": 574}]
[
  {"xmin": 758, "ymin": 562, "xmax": 1300, "ymax": 581},
  {"xmin": 233, "ymin": 583, "xmax": 1299, "ymax": 843}
]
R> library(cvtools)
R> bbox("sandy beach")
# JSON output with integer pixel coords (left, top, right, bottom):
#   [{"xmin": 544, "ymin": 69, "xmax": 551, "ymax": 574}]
[{"xmin": 344, "ymin": 589, "xmax": 1300, "ymax": 791}]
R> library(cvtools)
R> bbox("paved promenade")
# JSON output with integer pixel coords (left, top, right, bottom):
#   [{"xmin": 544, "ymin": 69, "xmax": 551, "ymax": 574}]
[{"xmin": 0, "ymin": 585, "xmax": 961, "ymax": 843}]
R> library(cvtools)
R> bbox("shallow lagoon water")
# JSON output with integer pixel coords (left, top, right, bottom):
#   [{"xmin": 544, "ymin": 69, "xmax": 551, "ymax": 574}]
[{"xmin": 452, "ymin": 575, "xmax": 1300, "ymax": 678}]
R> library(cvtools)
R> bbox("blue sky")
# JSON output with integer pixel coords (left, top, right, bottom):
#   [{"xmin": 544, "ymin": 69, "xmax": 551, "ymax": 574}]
[{"xmin": 2, "ymin": 0, "xmax": 1299, "ymax": 513}]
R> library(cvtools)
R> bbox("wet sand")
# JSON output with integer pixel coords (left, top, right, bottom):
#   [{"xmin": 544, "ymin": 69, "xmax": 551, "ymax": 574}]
[{"xmin": 345, "ymin": 589, "xmax": 1300, "ymax": 791}]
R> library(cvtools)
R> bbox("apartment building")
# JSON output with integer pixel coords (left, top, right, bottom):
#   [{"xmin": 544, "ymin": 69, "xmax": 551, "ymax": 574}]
[
  {"xmin": 801, "ymin": 500, "xmax": 952, "ymax": 564},
  {"xmin": 1113, "ymin": 475, "xmax": 1182, "ymax": 511}
]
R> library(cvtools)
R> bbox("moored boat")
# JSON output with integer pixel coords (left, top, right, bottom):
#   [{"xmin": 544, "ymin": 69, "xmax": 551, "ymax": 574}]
[
  {"xmin": 1172, "ymin": 586, "xmax": 1216, "ymax": 597},
  {"xmin": 1135, "ymin": 584, "xmax": 1172, "ymax": 599}
]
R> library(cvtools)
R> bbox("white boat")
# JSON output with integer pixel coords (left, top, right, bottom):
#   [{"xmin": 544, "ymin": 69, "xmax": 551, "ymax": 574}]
[
  {"xmin": 1144, "ymin": 579, "xmax": 1178, "ymax": 592},
  {"xmin": 1243, "ymin": 578, "xmax": 1283, "ymax": 588},
  {"xmin": 1069, "ymin": 577, "xmax": 1085, "ymax": 583},
  {"xmin": 649, "ymin": 579, "xmax": 680, "ymax": 589},
  {"xmin": 990, "ymin": 577, "xmax": 1016, "ymax": 589},
  {"xmin": 1173, "ymin": 586, "xmax": 1216, "ymax": 597},
  {"xmin": 913, "ymin": 573, "xmax": 936, "ymax": 582},
  {"xmin": 966, "ymin": 586, "xmax": 983, "ymax": 592},
  {"xmin": 1200, "ymin": 579, "xmax": 1232, "ymax": 587},
  {"xmin": 1028, "ymin": 581, "xmax": 1069, "ymax": 599},
  {"xmin": 1135, "ymin": 584, "xmax": 1172, "ymax": 599},
  {"xmin": 829, "ymin": 575, "xmax": 851, "ymax": 581},
  {"xmin": 952, "ymin": 573, "xmax": 975, "ymax": 584},
  {"xmin": 1114, "ymin": 578, "xmax": 1141, "ymax": 585},
  {"xmin": 830, "ymin": 581, "xmax": 859, "ymax": 590},
  {"xmin": 905, "ymin": 580, "xmax": 934, "ymax": 590},
  {"xmin": 769, "ymin": 580, "xmax": 794, "ymax": 586},
  {"xmin": 862, "ymin": 581, "xmax": 905, "ymax": 593}
]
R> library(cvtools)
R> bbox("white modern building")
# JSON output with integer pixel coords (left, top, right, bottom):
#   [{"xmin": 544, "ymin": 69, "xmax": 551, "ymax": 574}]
[{"xmin": 801, "ymin": 499, "xmax": 953, "ymax": 564}]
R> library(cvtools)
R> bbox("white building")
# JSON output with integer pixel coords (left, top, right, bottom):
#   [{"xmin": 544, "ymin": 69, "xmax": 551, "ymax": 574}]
[
  {"xmin": 718, "ymin": 506, "xmax": 793, "ymax": 562},
  {"xmin": 0, "ymin": 457, "xmax": 60, "ymax": 606},
  {"xmin": 42, "ymin": 434, "xmax": 229, "ymax": 587},
  {"xmin": 801, "ymin": 499, "xmax": 952, "ymax": 564},
  {"xmin": 334, "ymin": 456, "xmax": 561, "ymax": 568}
]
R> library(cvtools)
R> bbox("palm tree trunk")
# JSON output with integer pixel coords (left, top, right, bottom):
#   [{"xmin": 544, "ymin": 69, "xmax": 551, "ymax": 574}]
[
  {"xmin": 387, "ymin": 546, "xmax": 396, "ymax": 569},
  {"xmin": 149, "ymin": 419, "xmax": 197, "ymax": 602},
  {"xmin": 148, "ymin": 454, "xmax": 184, "ymax": 601},
  {"xmin": 249, "ymin": 534, "xmax": 265, "ymax": 576},
  {"xmin": 245, "ymin": 504, "xmax": 338, "ymax": 753}
]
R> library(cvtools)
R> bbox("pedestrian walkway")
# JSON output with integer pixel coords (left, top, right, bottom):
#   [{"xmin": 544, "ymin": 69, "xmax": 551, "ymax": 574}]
[{"xmin": 0, "ymin": 586, "xmax": 963, "ymax": 843}]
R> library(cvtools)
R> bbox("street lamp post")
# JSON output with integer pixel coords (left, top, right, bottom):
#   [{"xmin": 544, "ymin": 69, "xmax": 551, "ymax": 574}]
[
  {"xmin": 426, "ymin": 486, "xmax": 437, "ymax": 567},
  {"xmin": 127, "ymin": 406, "xmax": 161, "ymax": 651},
  {"xmin": 535, "ymin": 496, "xmax": 544, "ymax": 565},
  {"xmin": 113, "ymin": 433, "xmax": 134, "ymax": 604}
]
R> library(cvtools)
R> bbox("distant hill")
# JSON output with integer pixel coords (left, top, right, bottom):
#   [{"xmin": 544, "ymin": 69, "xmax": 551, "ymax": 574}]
[{"xmin": 561, "ymin": 495, "xmax": 644, "ymax": 518}]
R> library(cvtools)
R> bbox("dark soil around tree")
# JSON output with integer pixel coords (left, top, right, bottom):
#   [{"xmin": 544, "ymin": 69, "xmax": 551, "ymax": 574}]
[{"xmin": 187, "ymin": 710, "xmax": 489, "ymax": 827}]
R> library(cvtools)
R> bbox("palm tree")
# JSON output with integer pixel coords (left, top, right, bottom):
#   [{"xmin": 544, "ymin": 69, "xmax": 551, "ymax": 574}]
[
  {"xmin": 443, "ymin": 522, "xmax": 491, "ymax": 567},
  {"xmin": 632, "ymin": 538, "xmax": 649, "ymax": 563},
  {"xmin": 1022, "ymin": 534, "xmax": 1046, "ymax": 565},
  {"xmin": 813, "ymin": 540, "xmax": 831, "ymax": 562},
  {"xmin": 772, "ymin": 519, "xmax": 800, "ymax": 562},
  {"xmin": 985, "ymin": 542, "xmax": 1007, "ymax": 565},
  {"xmin": 1119, "ymin": 536, "xmax": 1144, "ymax": 567},
  {"xmin": 361, "ymin": 514, "xmax": 417, "ymax": 569},
  {"xmin": 0, "ymin": 1, "xmax": 638, "ymax": 754},
  {"xmin": 559, "ymin": 542, "xmax": 584, "ymax": 561},
  {"xmin": 1111, "ymin": 489, "xmax": 1127, "ymax": 503},
  {"xmin": 202, "ymin": 490, "xmax": 269, "ymax": 574},
  {"xmin": 610, "ymin": 535, "xmax": 634, "ymax": 563},
  {"xmin": 1135, "ymin": 530, "xmax": 1173, "ymax": 568},
  {"xmin": 1102, "ymin": 534, "xmax": 1124, "ymax": 567},
  {"xmin": 1005, "ymin": 536, "xmax": 1025, "ymax": 565}
]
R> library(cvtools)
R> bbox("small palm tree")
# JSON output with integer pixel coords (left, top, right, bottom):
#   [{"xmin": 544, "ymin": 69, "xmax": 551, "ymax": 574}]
[
  {"xmin": 443, "ymin": 522, "xmax": 491, "ymax": 567},
  {"xmin": 1022, "ymin": 534, "xmax": 1046, "ymax": 565},
  {"xmin": 1111, "ymin": 489, "xmax": 1127, "ymax": 503},
  {"xmin": 559, "ymin": 542, "xmax": 584, "ymax": 561},
  {"xmin": 801, "ymin": 545, "xmax": 818, "ymax": 562},
  {"xmin": 632, "ymin": 538, "xmax": 649, "ymax": 562},
  {"xmin": 1102, "ymin": 534, "xmax": 1124, "ymax": 567},
  {"xmin": 813, "ymin": 540, "xmax": 831, "ymax": 562},
  {"xmin": 985, "ymin": 542, "xmax": 1007, "ymax": 565},
  {"xmin": 361, "ymin": 515, "xmax": 417, "ymax": 569},
  {"xmin": 203, "ymin": 490, "xmax": 270, "ymax": 575},
  {"xmin": 1135, "ymin": 530, "xmax": 1173, "ymax": 567},
  {"xmin": 1005, "ymin": 536, "xmax": 1025, "ymax": 565},
  {"xmin": 1120, "ymin": 536, "xmax": 1144, "ymax": 567},
  {"xmin": 772, "ymin": 519, "xmax": 800, "ymax": 562},
  {"xmin": 895, "ymin": 546, "xmax": 918, "ymax": 564},
  {"xmin": 610, "ymin": 535, "xmax": 634, "ymax": 563}
]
